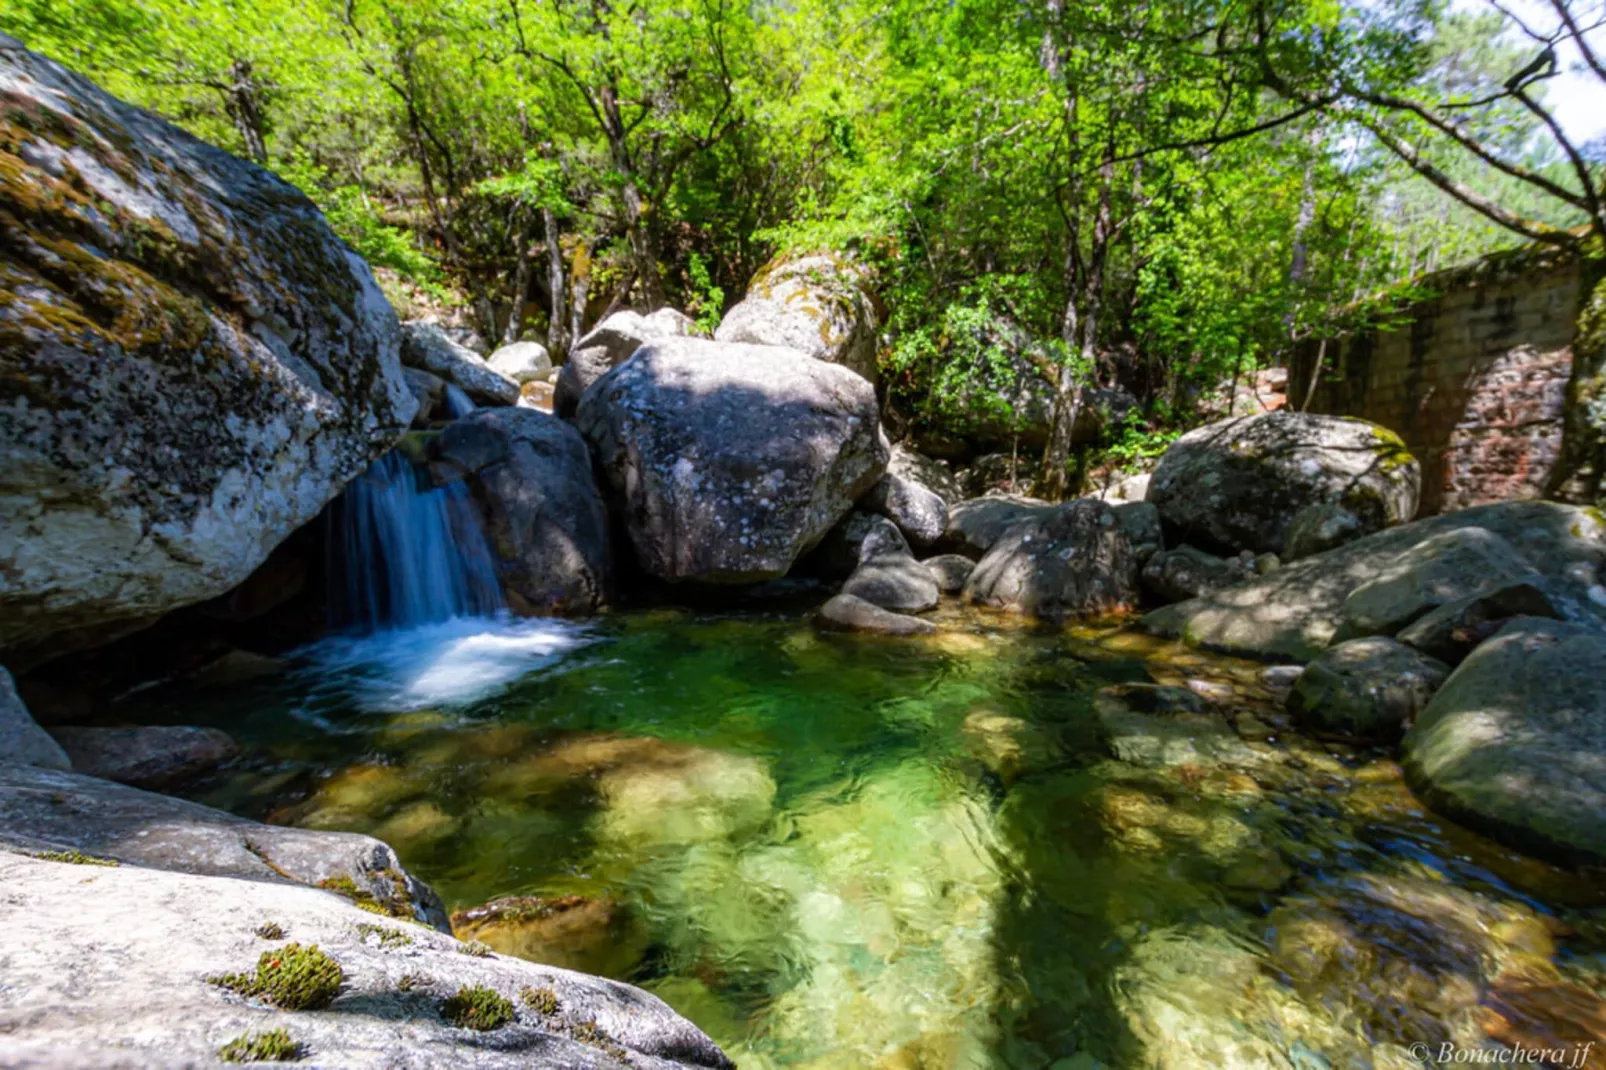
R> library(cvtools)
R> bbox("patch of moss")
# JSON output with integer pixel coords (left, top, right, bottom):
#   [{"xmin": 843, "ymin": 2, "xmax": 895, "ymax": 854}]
[
  {"xmin": 571, "ymin": 1018, "xmax": 630, "ymax": 1061},
  {"xmin": 31, "ymin": 849, "xmax": 118, "ymax": 867},
  {"xmin": 440, "ymin": 984, "xmax": 515, "ymax": 1031},
  {"xmin": 398, "ymin": 972, "xmax": 434, "ymax": 992},
  {"xmin": 317, "ymin": 872, "xmax": 418, "ymax": 921},
  {"xmin": 355, "ymin": 923, "xmax": 413, "ymax": 949},
  {"xmin": 456, "ymin": 939, "xmax": 493, "ymax": 957},
  {"xmin": 209, "ymin": 943, "xmax": 343, "ymax": 1010},
  {"xmin": 217, "ymin": 1028, "xmax": 303, "ymax": 1063},
  {"xmin": 520, "ymin": 985, "xmax": 560, "ymax": 1016},
  {"xmin": 255, "ymin": 921, "xmax": 286, "ymax": 940}
]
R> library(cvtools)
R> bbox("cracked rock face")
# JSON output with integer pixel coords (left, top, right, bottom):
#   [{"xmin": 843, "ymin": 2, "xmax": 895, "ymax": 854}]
[
  {"xmin": 576, "ymin": 338, "xmax": 889, "ymax": 584},
  {"xmin": 0, "ymin": 41, "xmax": 414, "ymax": 659},
  {"xmin": 1146, "ymin": 412, "xmax": 1420, "ymax": 555}
]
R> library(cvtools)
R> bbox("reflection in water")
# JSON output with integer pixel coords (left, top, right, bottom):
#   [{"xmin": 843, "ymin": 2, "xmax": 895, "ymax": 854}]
[{"xmin": 134, "ymin": 613, "xmax": 1606, "ymax": 1069}]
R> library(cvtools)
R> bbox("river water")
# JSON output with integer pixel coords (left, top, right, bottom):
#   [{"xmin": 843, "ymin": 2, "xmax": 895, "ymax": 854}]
[{"xmin": 128, "ymin": 607, "xmax": 1606, "ymax": 1069}]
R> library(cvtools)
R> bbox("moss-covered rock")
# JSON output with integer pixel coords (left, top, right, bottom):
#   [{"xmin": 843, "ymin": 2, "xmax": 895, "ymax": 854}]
[
  {"xmin": 714, "ymin": 254, "xmax": 880, "ymax": 384},
  {"xmin": 0, "ymin": 43, "xmax": 414, "ymax": 661}
]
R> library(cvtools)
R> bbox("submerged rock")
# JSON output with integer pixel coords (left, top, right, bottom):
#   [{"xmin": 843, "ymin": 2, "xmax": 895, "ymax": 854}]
[
  {"xmin": 0, "ymin": 851, "xmax": 731, "ymax": 1069},
  {"xmin": 963, "ymin": 500, "xmax": 1140, "ymax": 621},
  {"xmin": 714, "ymin": 254, "xmax": 880, "ymax": 383},
  {"xmin": 1141, "ymin": 502, "xmax": 1606, "ymax": 661},
  {"xmin": 0, "ymin": 43, "xmax": 416, "ymax": 658},
  {"xmin": 0, "ymin": 666, "xmax": 70, "ymax": 770},
  {"xmin": 49, "ymin": 724, "xmax": 237, "ymax": 789},
  {"xmin": 816, "ymin": 593, "xmax": 937, "ymax": 636},
  {"xmin": 555, "ymin": 308, "xmax": 700, "ymax": 418},
  {"xmin": 1094, "ymin": 685, "xmax": 1263, "ymax": 770},
  {"xmin": 1404, "ymin": 617, "xmax": 1606, "ymax": 865},
  {"xmin": 430, "ymin": 408, "xmax": 612, "ymax": 614},
  {"xmin": 1146, "ymin": 412, "xmax": 1420, "ymax": 554},
  {"xmin": 576, "ymin": 338, "xmax": 888, "ymax": 583},
  {"xmin": 451, "ymin": 895, "xmax": 649, "ymax": 980},
  {"xmin": 1286, "ymin": 637, "xmax": 1449, "ymax": 743},
  {"xmin": 401, "ymin": 321, "xmax": 520, "ymax": 406}
]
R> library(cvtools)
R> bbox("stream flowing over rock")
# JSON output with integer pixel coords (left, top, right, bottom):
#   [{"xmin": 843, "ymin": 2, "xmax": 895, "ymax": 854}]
[
  {"xmin": 1404, "ymin": 617, "xmax": 1606, "ymax": 866},
  {"xmin": 1141, "ymin": 501, "xmax": 1606, "ymax": 661},
  {"xmin": 1146, "ymin": 412, "xmax": 1421, "ymax": 554},
  {"xmin": 713, "ymin": 254, "xmax": 880, "ymax": 383},
  {"xmin": 555, "ymin": 308, "xmax": 701, "ymax": 418},
  {"xmin": 0, "ymin": 851, "xmax": 731, "ymax": 1069},
  {"xmin": 429, "ymin": 408, "xmax": 612, "ymax": 614},
  {"xmin": 576, "ymin": 338, "xmax": 888, "ymax": 583},
  {"xmin": 962, "ymin": 499, "xmax": 1141, "ymax": 620},
  {"xmin": 0, "ymin": 42, "xmax": 416, "ymax": 659}
]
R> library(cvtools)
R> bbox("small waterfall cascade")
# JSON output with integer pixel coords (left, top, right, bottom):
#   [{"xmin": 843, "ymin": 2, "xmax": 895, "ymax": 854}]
[{"xmin": 326, "ymin": 451, "xmax": 503, "ymax": 632}]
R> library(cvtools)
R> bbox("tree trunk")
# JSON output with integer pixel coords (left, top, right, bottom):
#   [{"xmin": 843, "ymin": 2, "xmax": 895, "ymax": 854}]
[
  {"xmin": 543, "ymin": 206, "xmax": 568, "ymax": 357},
  {"xmin": 502, "ymin": 215, "xmax": 532, "ymax": 346},
  {"xmin": 225, "ymin": 58, "xmax": 269, "ymax": 164},
  {"xmin": 598, "ymin": 83, "xmax": 664, "ymax": 309},
  {"xmin": 569, "ymin": 239, "xmax": 594, "ymax": 344}
]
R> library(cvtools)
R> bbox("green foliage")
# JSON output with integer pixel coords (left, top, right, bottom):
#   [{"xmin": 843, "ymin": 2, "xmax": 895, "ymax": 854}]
[
  {"xmin": 31, "ymin": 849, "xmax": 118, "ymax": 867},
  {"xmin": 455, "ymin": 939, "xmax": 493, "ymax": 958},
  {"xmin": 217, "ymin": 1028, "xmax": 303, "ymax": 1063},
  {"xmin": 209, "ymin": 944, "xmax": 343, "ymax": 1011},
  {"xmin": 440, "ymin": 985, "xmax": 515, "ymax": 1031},
  {"xmin": 355, "ymin": 923, "xmax": 413, "ymax": 949},
  {"xmin": 274, "ymin": 159, "xmax": 441, "ymax": 286},
  {"xmin": 520, "ymin": 985, "xmax": 561, "ymax": 1016}
]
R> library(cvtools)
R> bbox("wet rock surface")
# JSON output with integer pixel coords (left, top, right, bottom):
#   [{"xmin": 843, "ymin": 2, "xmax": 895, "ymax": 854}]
[
  {"xmin": 0, "ymin": 43, "xmax": 415, "ymax": 659},
  {"xmin": 1286, "ymin": 637, "xmax": 1449, "ymax": 743},
  {"xmin": 1146, "ymin": 412, "xmax": 1420, "ymax": 554},
  {"xmin": 1405, "ymin": 616, "xmax": 1606, "ymax": 865},
  {"xmin": 49, "ymin": 724, "xmax": 238, "ymax": 788},
  {"xmin": 576, "ymin": 338, "xmax": 888, "ymax": 583},
  {"xmin": 430, "ymin": 408, "xmax": 612, "ymax": 614}
]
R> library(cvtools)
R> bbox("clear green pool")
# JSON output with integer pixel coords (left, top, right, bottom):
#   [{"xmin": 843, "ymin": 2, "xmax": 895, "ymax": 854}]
[{"xmin": 128, "ymin": 608, "xmax": 1606, "ymax": 1069}]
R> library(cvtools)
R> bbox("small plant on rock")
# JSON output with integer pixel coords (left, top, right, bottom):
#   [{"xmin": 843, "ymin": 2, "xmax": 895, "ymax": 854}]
[
  {"xmin": 217, "ymin": 1028, "xmax": 304, "ymax": 1063},
  {"xmin": 32, "ymin": 849, "xmax": 118, "ymax": 867},
  {"xmin": 398, "ymin": 972, "xmax": 434, "ymax": 992},
  {"xmin": 209, "ymin": 943, "xmax": 344, "ymax": 1010},
  {"xmin": 254, "ymin": 921, "xmax": 286, "ymax": 940},
  {"xmin": 571, "ymin": 1018, "xmax": 629, "ymax": 1061},
  {"xmin": 355, "ymin": 922, "xmax": 412, "ymax": 949},
  {"xmin": 456, "ymin": 939, "xmax": 493, "ymax": 957},
  {"xmin": 440, "ymin": 984, "xmax": 515, "ymax": 1031},
  {"xmin": 520, "ymin": 985, "xmax": 560, "ymax": 1016}
]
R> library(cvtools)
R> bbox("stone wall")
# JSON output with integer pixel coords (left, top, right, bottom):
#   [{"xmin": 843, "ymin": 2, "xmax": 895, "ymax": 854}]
[{"xmin": 1289, "ymin": 246, "xmax": 1582, "ymax": 515}]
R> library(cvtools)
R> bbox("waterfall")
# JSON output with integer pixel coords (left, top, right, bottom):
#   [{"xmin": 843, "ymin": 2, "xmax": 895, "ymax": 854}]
[{"xmin": 326, "ymin": 451, "xmax": 503, "ymax": 632}]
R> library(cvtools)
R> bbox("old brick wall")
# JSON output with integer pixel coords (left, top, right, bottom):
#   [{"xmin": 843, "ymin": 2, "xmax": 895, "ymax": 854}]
[{"xmin": 1289, "ymin": 248, "xmax": 1581, "ymax": 515}]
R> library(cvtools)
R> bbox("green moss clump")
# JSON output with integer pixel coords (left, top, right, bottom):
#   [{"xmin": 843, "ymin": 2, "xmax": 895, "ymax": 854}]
[
  {"xmin": 217, "ymin": 1028, "xmax": 303, "ymax": 1063},
  {"xmin": 571, "ymin": 1018, "xmax": 629, "ymax": 1061},
  {"xmin": 209, "ymin": 943, "xmax": 344, "ymax": 1010},
  {"xmin": 398, "ymin": 972, "xmax": 433, "ymax": 992},
  {"xmin": 355, "ymin": 923, "xmax": 412, "ymax": 949},
  {"xmin": 456, "ymin": 939, "xmax": 493, "ymax": 957},
  {"xmin": 440, "ymin": 984, "xmax": 515, "ymax": 1031},
  {"xmin": 32, "ymin": 849, "xmax": 118, "ymax": 867},
  {"xmin": 520, "ymin": 985, "xmax": 560, "ymax": 1016},
  {"xmin": 317, "ymin": 872, "xmax": 418, "ymax": 921},
  {"xmin": 255, "ymin": 921, "xmax": 286, "ymax": 940}
]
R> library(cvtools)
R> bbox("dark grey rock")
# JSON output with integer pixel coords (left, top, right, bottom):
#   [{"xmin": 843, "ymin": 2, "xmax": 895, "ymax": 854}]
[
  {"xmin": 816, "ymin": 594, "xmax": 936, "ymax": 636},
  {"xmin": 400, "ymin": 321, "xmax": 520, "ymax": 406},
  {"xmin": 1396, "ymin": 580, "xmax": 1562, "ymax": 665},
  {"xmin": 923, "ymin": 554, "xmax": 976, "ymax": 595},
  {"xmin": 1284, "ymin": 503, "xmax": 1372, "ymax": 561},
  {"xmin": 1287, "ymin": 637, "xmax": 1449, "ymax": 743},
  {"xmin": 0, "ymin": 667, "xmax": 70, "ymax": 770},
  {"xmin": 49, "ymin": 725, "xmax": 237, "ymax": 789},
  {"xmin": 962, "ymin": 500, "xmax": 1141, "ymax": 621},
  {"xmin": 864, "ymin": 471, "xmax": 948, "ymax": 550}
]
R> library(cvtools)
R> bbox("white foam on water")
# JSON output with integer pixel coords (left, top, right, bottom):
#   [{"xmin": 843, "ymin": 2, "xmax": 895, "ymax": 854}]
[{"xmin": 293, "ymin": 614, "xmax": 594, "ymax": 713}]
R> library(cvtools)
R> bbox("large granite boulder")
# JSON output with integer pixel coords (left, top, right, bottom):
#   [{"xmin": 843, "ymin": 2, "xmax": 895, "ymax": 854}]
[
  {"xmin": 962, "ymin": 500, "xmax": 1141, "ymax": 621},
  {"xmin": 0, "ymin": 850, "xmax": 731, "ymax": 1069},
  {"xmin": 555, "ymin": 308, "xmax": 700, "ymax": 417},
  {"xmin": 1337, "ymin": 526, "xmax": 1537, "ymax": 639},
  {"xmin": 1140, "ymin": 544, "xmax": 1248, "ymax": 605},
  {"xmin": 1396, "ymin": 580, "xmax": 1562, "ymax": 665},
  {"xmin": 0, "ymin": 43, "xmax": 416, "ymax": 659},
  {"xmin": 714, "ymin": 255, "xmax": 879, "ymax": 383},
  {"xmin": 1287, "ymin": 637, "xmax": 1450, "ymax": 743},
  {"xmin": 1140, "ymin": 502, "xmax": 1606, "ymax": 662},
  {"xmin": 1404, "ymin": 617, "xmax": 1606, "ymax": 866},
  {"xmin": 576, "ymin": 338, "xmax": 888, "ymax": 583},
  {"xmin": 0, "ymin": 666, "xmax": 70, "ymax": 770},
  {"xmin": 1146, "ymin": 412, "xmax": 1420, "ymax": 554},
  {"xmin": 886, "ymin": 443, "xmax": 960, "ymax": 503},
  {"xmin": 430, "ymin": 408, "xmax": 611, "ymax": 614},
  {"xmin": 1284, "ymin": 503, "xmax": 1370, "ymax": 561},
  {"xmin": 400, "ymin": 321, "xmax": 519, "ymax": 407}
]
